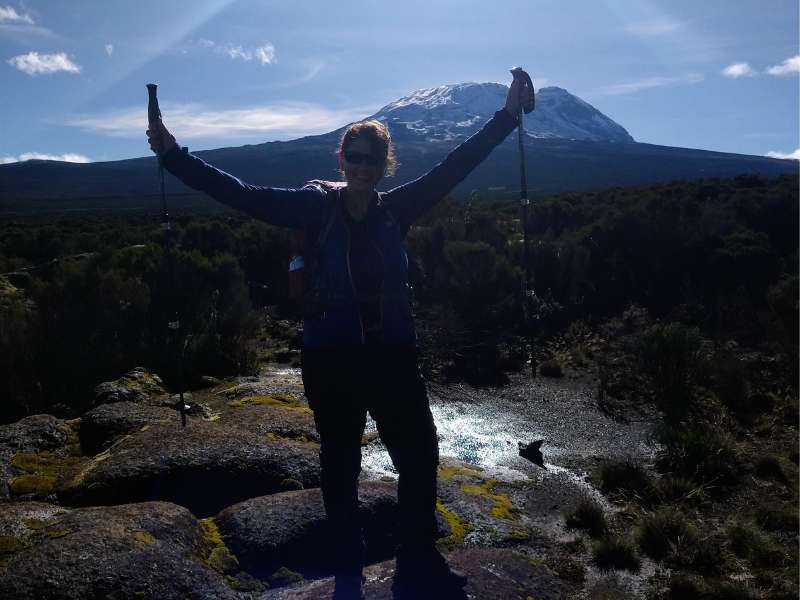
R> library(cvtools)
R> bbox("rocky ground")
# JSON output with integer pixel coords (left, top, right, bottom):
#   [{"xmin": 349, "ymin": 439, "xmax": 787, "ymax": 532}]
[{"xmin": 0, "ymin": 347, "xmax": 778, "ymax": 599}]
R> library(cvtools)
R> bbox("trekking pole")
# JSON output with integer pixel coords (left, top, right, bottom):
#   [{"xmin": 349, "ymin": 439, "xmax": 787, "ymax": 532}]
[
  {"xmin": 147, "ymin": 83, "xmax": 189, "ymax": 427},
  {"xmin": 509, "ymin": 67, "xmax": 537, "ymax": 379}
]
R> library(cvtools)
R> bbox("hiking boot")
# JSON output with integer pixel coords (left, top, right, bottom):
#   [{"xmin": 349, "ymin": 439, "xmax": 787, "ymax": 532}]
[
  {"xmin": 393, "ymin": 544, "xmax": 467, "ymax": 596},
  {"xmin": 332, "ymin": 574, "xmax": 365, "ymax": 600}
]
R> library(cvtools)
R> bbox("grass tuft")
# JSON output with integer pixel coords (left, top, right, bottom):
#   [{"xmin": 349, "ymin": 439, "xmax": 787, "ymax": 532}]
[
  {"xmin": 598, "ymin": 459, "xmax": 655, "ymax": 503},
  {"xmin": 564, "ymin": 497, "xmax": 607, "ymax": 538},
  {"xmin": 591, "ymin": 537, "xmax": 641, "ymax": 572},
  {"xmin": 726, "ymin": 520, "xmax": 784, "ymax": 568},
  {"xmin": 637, "ymin": 508, "xmax": 698, "ymax": 561}
]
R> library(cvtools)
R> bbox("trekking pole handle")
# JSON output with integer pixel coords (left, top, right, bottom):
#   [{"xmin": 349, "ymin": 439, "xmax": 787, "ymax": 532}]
[
  {"xmin": 147, "ymin": 83, "xmax": 162, "ymax": 123},
  {"xmin": 510, "ymin": 67, "xmax": 535, "ymax": 114}
]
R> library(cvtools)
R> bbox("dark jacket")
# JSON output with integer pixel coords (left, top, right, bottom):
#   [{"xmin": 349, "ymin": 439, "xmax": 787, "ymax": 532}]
[{"xmin": 161, "ymin": 108, "xmax": 518, "ymax": 348}]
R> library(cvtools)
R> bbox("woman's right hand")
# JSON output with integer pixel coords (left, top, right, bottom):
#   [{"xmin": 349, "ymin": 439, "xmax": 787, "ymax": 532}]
[{"xmin": 147, "ymin": 120, "xmax": 177, "ymax": 157}]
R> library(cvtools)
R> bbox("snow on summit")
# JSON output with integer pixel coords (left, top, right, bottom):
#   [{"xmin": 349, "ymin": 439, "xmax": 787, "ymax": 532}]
[{"xmin": 373, "ymin": 82, "xmax": 634, "ymax": 143}]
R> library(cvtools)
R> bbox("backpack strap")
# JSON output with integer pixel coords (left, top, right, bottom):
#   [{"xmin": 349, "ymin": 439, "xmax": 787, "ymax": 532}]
[{"xmin": 316, "ymin": 188, "xmax": 340, "ymax": 248}]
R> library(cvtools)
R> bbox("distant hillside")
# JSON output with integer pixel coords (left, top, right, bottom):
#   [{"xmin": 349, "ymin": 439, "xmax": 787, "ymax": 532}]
[{"xmin": 1, "ymin": 82, "xmax": 796, "ymax": 214}]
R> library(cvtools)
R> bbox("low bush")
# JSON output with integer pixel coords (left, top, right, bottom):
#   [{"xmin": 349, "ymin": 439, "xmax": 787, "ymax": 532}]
[
  {"xmin": 637, "ymin": 508, "xmax": 698, "ymax": 561},
  {"xmin": 637, "ymin": 322, "xmax": 704, "ymax": 422},
  {"xmin": 754, "ymin": 454, "xmax": 797, "ymax": 487},
  {"xmin": 598, "ymin": 459, "xmax": 656, "ymax": 503},
  {"xmin": 654, "ymin": 421, "xmax": 740, "ymax": 485},
  {"xmin": 563, "ymin": 497, "xmax": 607, "ymax": 538},
  {"xmin": 591, "ymin": 537, "xmax": 641, "ymax": 572},
  {"xmin": 667, "ymin": 574, "xmax": 761, "ymax": 600},
  {"xmin": 752, "ymin": 500, "xmax": 800, "ymax": 532},
  {"xmin": 538, "ymin": 358, "xmax": 564, "ymax": 378},
  {"xmin": 727, "ymin": 520, "xmax": 784, "ymax": 568}
]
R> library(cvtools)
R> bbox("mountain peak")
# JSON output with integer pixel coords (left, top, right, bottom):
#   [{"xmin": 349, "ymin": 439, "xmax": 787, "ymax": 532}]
[{"xmin": 373, "ymin": 81, "xmax": 634, "ymax": 143}]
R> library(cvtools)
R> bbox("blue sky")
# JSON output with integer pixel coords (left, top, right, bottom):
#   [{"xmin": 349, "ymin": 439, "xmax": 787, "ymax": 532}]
[{"xmin": 1, "ymin": 0, "xmax": 798, "ymax": 163}]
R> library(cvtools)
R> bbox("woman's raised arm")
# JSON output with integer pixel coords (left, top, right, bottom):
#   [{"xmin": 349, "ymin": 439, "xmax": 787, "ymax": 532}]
[
  {"xmin": 146, "ymin": 121, "xmax": 324, "ymax": 230},
  {"xmin": 383, "ymin": 71, "xmax": 532, "ymax": 232}
]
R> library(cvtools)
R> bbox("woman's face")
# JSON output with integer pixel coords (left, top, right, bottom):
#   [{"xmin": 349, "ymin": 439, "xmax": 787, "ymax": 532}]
[{"xmin": 340, "ymin": 137, "xmax": 384, "ymax": 193}]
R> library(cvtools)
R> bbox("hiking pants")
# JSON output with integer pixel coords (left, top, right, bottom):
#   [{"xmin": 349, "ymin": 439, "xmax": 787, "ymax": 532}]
[{"xmin": 301, "ymin": 345, "xmax": 439, "ymax": 574}]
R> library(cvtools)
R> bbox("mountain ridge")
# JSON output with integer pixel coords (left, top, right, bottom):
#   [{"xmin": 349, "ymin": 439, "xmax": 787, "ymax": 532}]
[{"xmin": 0, "ymin": 81, "xmax": 796, "ymax": 213}]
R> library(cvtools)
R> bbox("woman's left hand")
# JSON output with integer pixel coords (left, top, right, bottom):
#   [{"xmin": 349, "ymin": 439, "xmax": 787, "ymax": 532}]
[{"xmin": 504, "ymin": 69, "xmax": 534, "ymax": 117}]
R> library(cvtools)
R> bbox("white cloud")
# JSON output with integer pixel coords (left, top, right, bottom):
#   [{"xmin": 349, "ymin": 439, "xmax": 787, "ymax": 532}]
[
  {"xmin": 766, "ymin": 148, "xmax": 800, "ymax": 160},
  {"xmin": 254, "ymin": 44, "xmax": 275, "ymax": 65},
  {"xmin": 595, "ymin": 73, "xmax": 704, "ymax": 96},
  {"xmin": 194, "ymin": 39, "xmax": 276, "ymax": 64},
  {"xmin": 1, "ymin": 152, "xmax": 91, "ymax": 163},
  {"xmin": 7, "ymin": 51, "xmax": 81, "ymax": 75},
  {"xmin": 722, "ymin": 62, "xmax": 756, "ymax": 78},
  {"xmin": 625, "ymin": 19, "xmax": 684, "ymax": 35},
  {"xmin": 105, "ymin": 43, "xmax": 113, "ymax": 57},
  {"xmin": 766, "ymin": 55, "xmax": 800, "ymax": 76},
  {"xmin": 0, "ymin": 5, "xmax": 34, "ymax": 24},
  {"xmin": 65, "ymin": 101, "xmax": 380, "ymax": 141}
]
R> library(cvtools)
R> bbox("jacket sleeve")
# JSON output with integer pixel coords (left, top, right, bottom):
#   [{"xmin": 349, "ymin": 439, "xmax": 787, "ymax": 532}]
[
  {"xmin": 383, "ymin": 108, "xmax": 518, "ymax": 231},
  {"xmin": 161, "ymin": 145, "xmax": 324, "ymax": 229}
]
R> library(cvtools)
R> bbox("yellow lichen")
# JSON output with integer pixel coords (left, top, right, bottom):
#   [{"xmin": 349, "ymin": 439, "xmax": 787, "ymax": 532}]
[
  {"xmin": 0, "ymin": 534, "xmax": 26, "ymax": 575},
  {"xmin": 438, "ymin": 463, "xmax": 484, "ymax": 480},
  {"xmin": 199, "ymin": 518, "xmax": 239, "ymax": 575},
  {"xmin": 9, "ymin": 474, "xmax": 57, "ymax": 496},
  {"xmin": 227, "ymin": 394, "xmax": 311, "ymax": 414},
  {"xmin": 64, "ymin": 447, "xmax": 113, "ymax": 490},
  {"xmin": 0, "ymin": 535, "xmax": 25, "ymax": 553},
  {"xmin": 265, "ymin": 431, "xmax": 318, "ymax": 445},
  {"xmin": 23, "ymin": 518, "xmax": 50, "ymax": 530},
  {"xmin": 132, "ymin": 530, "xmax": 155, "ymax": 545},
  {"xmin": 436, "ymin": 498, "xmax": 472, "ymax": 546},
  {"xmin": 508, "ymin": 529, "xmax": 530, "ymax": 540},
  {"xmin": 462, "ymin": 480, "xmax": 518, "ymax": 521},
  {"xmin": 10, "ymin": 450, "xmax": 83, "ymax": 498}
]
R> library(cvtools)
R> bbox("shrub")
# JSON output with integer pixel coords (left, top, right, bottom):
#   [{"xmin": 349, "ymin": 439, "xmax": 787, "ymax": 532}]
[
  {"xmin": 754, "ymin": 454, "xmax": 796, "ymax": 486},
  {"xmin": 637, "ymin": 508, "xmax": 698, "ymax": 561},
  {"xmin": 654, "ymin": 421, "xmax": 740, "ymax": 485},
  {"xmin": 564, "ymin": 497, "xmax": 607, "ymax": 538},
  {"xmin": 598, "ymin": 460, "xmax": 655, "ymax": 503},
  {"xmin": 669, "ymin": 576, "xmax": 759, "ymax": 600},
  {"xmin": 753, "ymin": 501, "xmax": 799, "ymax": 532},
  {"xmin": 655, "ymin": 476, "xmax": 703, "ymax": 504},
  {"xmin": 637, "ymin": 322, "xmax": 703, "ymax": 422},
  {"xmin": 539, "ymin": 358, "xmax": 564, "ymax": 378},
  {"xmin": 727, "ymin": 521, "xmax": 784, "ymax": 568},
  {"xmin": 591, "ymin": 537, "xmax": 641, "ymax": 572}
]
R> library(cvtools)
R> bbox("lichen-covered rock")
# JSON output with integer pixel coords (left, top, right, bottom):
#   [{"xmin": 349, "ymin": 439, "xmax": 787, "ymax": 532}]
[
  {"xmin": 257, "ymin": 547, "xmax": 564, "ymax": 599},
  {"xmin": 215, "ymin": 481, "xmax": 398, "ymax": 579},
  {"xmin": 0, "ymin": 501, "xmax": 249, "ymax": 599},
  {"xmin": 0, "ymin": 415, "xmax": 79, "ymax": 502},
  {"xmin": 79, "ymin": 401, "xmax": 180, "ymax": 455},
  {"xmin": 219, "ymin": 402, "xmax": 319, "ymax": 444},
  {"xmin": 59, "ymin": 418, "xmax": 320, "ymax": 517},
  {"xmin": 93, "ymin": 367, "xmax": 167, "ymax": 406}
]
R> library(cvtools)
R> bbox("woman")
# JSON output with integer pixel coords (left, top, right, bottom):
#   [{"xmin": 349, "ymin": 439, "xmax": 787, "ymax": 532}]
[{"xmin": 147, "ymin": 70, "xmax": 531, "ymax": 599}]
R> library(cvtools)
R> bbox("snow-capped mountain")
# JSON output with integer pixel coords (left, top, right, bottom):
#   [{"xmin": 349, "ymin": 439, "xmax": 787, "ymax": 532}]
[{"xmin": 373, "ymin": 82, "xmax": 634, "ymax": 143}]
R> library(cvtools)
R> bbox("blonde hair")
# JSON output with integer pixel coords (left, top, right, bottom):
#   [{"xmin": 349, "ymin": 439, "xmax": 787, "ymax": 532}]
[{"xmin": 338, "ymin": 119, "xmax": 398, "ymax": 177}]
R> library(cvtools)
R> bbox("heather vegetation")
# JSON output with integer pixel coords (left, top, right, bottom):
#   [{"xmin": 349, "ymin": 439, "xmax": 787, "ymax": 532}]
[{"xmin": 0, "ymin": 174, "xmax": 797, "ymax": 595}]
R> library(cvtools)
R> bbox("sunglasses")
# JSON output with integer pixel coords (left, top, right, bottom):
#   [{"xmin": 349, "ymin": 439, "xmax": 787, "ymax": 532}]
[{"xmin": 343, "ymin": 151, "xmax": 381, "ymax": 167}]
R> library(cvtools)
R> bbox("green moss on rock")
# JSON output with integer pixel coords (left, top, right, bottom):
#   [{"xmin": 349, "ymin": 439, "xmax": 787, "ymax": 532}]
[
  {"xmin": 10, "ymin": 474, "xmax": 57, "ymax": 496},
  {"xmin": 9, "ymin": 450, "xmax": 83, "ymax": 498},
  {"xmin": 227, "ymin": 393, "xmax": 311, "ymax": 414},
  {"xmin": 198, "ymin": 517, "xmax": 239, "ymax": 575},
  {"xmin": 462, "ymin": 479, "xmax": 518, "ymax": 520},
  {"xmin": 132, "ymin": 530, "xmax": 156, "ymax": 545},
  {"xmin": 436, "ymin": 498, "xmax": 472, "ymax": 546}
]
